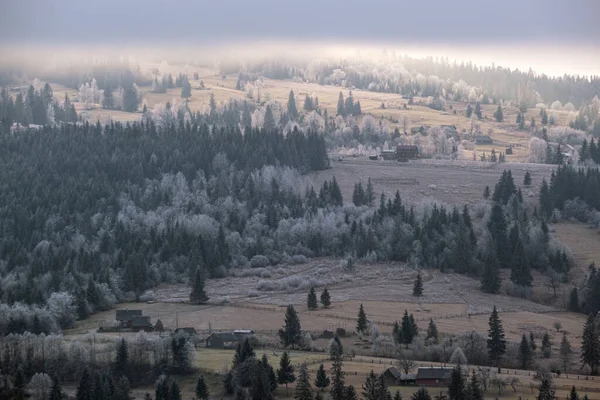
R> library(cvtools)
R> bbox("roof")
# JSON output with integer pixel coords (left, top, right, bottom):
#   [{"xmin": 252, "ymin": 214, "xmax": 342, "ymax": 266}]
[
  {"xmin": 416, "ymin": 367, "xmax": 453, "ymax": 380},
  {"xmin": 475, "ymin": 135, "xmax": 493, "ymax": 141},
  {"xmin": 233, "ymin": 330, "xmax": 255, "ymax": 334},
  {"xmin": 384, "ymin": 367, "xmax": 402, "ymax": 379},
  {"xmin": 116, "ymin": 309, "xmax": 143, "ymax": 320},
  {"xmin": 400, "ymin": 374, "xmax": 417, "ymax": 380},
  {"xmin": 206, "ymin": 332, "xmax": 239, "ymax": 342},
  {"xmin": 131, "ymin": 315, "xmax": 152, "ymax": 327}
]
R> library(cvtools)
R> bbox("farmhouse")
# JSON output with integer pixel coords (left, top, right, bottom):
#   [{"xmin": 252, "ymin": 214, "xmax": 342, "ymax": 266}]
[
  {"xmin": 415, "ymin": 367, "xmax": 453, "ymax": 386},
  {"xmin": 396, "ymin": 145, "xmax": 419, "ymax": 162},
  {"xmin": 205, "ymin": 332, "xmax": 242, "ymax": 349},
  {"xmin": 383, "ymin": 367, "xmax": 417, "ymax": 386},
  {"xmin": 115, "ymin": 309, "xmax": 143, "ymax": 328},
  {"xmin": 475, "ymin": 135, "xmax": 493, "ymax": 145}
]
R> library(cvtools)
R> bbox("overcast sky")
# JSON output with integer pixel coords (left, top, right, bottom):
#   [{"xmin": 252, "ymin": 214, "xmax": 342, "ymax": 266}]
[{"xmin": 1, "ymin": 0, "xmax": 599, "ymax": 75}]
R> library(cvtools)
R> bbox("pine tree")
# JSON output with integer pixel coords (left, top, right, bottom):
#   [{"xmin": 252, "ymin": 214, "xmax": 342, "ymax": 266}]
[
  {"xmin": 115, "ymin": 337, "xmax": 129, "ymax": 377},
  {"xmin": 466, "ymin": 370, "xmax": 483, "ymax": 400},
  {"xmin": 474, "ymin": 102, "xmax": 482, "ymax": 120},
  {"xmin": 448, "ymin": 365, "xmax": 465, "ymax": 400},
  {"xmin": 413, "ymin": 272, "xmax": 423, "ymax": 296},
  {"xmin": 307, "ymin": 287, "xmax": 318, "ymax": 310},
  {"xmin": 50, "ymin": 376, "xmax": 64, "ymax": 400},
  {"xmin": 481, "ymin": 249, "xmax": 501, "ymax": 294},
  {"xmin": 394, "ymin": 391, "xmax": 403, "ymax": 400},
  {"xmin": 190, "ymin": 267, "xmax": 209, "ymax": 303},
  {"xmin": 487, "ymin": 306, "xmax": 507, "ymax": 372},
  {"xmin": 337, "ymin": 92, "xmax": 346, "ymax": 116},
  {"xmin": 279, "ymin": 305, "xmax": 302, "ymax": 348},
  {"xmin": 494, "ymin": 105, "xmax": 504, "ymax": 122},
  {"xmin": 537, "ymin": 377, "xmax": 556, "ymax": 400},
  {"xmin": 510, "ymin": 241, "xmax": 532, "ymax": 289},
  {"xmin": 195, "ymin": 375, "xmax": 209, "ymax": 400},
  {"xmin": 314, "ymin": 363, "xmax": 330, "ymax": 392},
  {"xmin": 581, "ymin": 313, "xmax": 600, "ymax": 375},
  {"xmin": 399, "ymin": 310, "xmax": 415, "ymax": 348},
  {"xmin": 426, "ymin": 319, "xmax": 439, "ymax": 343},
  {"xmin": 114, "ymin": 376, "xmax": 133, "ymax": 400},
  {"xmin": 76, "ymin": 369, "xmax": 93, "ymax": 400},
  {"xmin": 357, "ymin": 304, "xmax": 368, "ymax": 334},
  {"xmin": 181, "ymin": 78, "xmax": 191, "ymax": 100},
  {"xmin": 524, "ymin": 171, "xmax": 532, "ymax": 186},
  {"xmin": 277, "ymin": 351, "xmax": 296, "ymax": 395},
  {"xmin": 320, "ymin": 287, "xmax": 331, "ymax": 308},
  {"xmin": 287, "ymin": 90, "xmax": 299, "ymax": 121},
  {"xmin": 560, "ymin": 332, "xmax": 573, "ymax": 373},
  {"xmin": 294, "ymin": 364, "xmax": 313, "ymax": 400},
  {"xmin": 330, "ymin": 353, "xmax": 345, "ymax": 400},
  {"xmin": 541, "ymin": 332, "xmax": 552, "ymax": 358},
  {"xmin": 264, "ymin": 105, "xmax": 275, "ymax": 132},
  {"xmin": 412, "ymin": 387, "xmax": 432, "ymax": 400},
  {"xmin": 518, "ymin": 333, "xmax": 532, "ymax": 369}
]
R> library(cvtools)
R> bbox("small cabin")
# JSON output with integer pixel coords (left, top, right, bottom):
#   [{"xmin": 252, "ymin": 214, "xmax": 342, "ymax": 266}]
[
  {"xmin": 415, "ymin": 367, "xmax": 453, "ymax": 386},
  {"xmin": 396, "ymin": 145, "xmax": 419, "ymax": 162},
  {"xmin": 475, "ymin": 135, "xmax": 493, "ymax": 145}
]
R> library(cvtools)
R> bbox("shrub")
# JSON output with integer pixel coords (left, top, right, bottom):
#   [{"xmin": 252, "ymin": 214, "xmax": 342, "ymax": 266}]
[
  {"xmin": 291, "ymin": 254, "xmax": 308, "ymax": 264},
  {"xmin": 250, "ymin": 255, "xmax": 270, "ymax": 269},
  {"xmin": 256, "ymin": 280, "xmax": 277, "ymax": 292}
]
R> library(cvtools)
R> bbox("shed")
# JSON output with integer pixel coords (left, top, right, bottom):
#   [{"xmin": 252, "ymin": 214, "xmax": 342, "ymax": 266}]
[
  {"xmin": 416, "ymin": 367, "xmax": 453, "ymax": 386},
  {"xmin": 383, "ymin": 367, "xmax": 402, "ymax": 386},
  {"xmin": 475, "ymin": 135, "xmax": 493, "ymax": 145},
  {"xmin": 396, "ymin": 145, "xmax": 419, "ymax": 162},
  {"xmin": 116, "ymin": 309, "xmax": 143, "ymax": 328},
  {"xmin": 205, "ymin": 332, "xmax": 241, "ymax": 349}
]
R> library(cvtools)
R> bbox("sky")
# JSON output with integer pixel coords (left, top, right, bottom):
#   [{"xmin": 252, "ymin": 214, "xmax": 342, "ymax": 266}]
[{"xmin": 1, "ymin": 0, "xmax": 599, "ymax": 76}]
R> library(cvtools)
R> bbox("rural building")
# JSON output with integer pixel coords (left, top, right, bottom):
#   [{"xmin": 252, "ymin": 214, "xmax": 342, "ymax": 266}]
[
  {"xmin": 205, "ymin": 332, "xmax": 243, "ymax": 349},
  {"xmin": 415, "ymin": 367, "xmax": 453, "ymax": 386},
  {"xmin": 396, "ymin": 145, "xmax": 419, "ymax": 162},
  {"xmin": 381, "ymin": 149, "xmax": 397, "ymax": 160},
  {"xmin": 131, "ymin": 316, "xmax": 153, "ymax": 332},
  {"xmin": 116, "ymin": 309, "xmax": 143, "ymax": 328},
  {"xmin": 475, "ymin": 135, "xmax": 493, "ymax": 145},
  {"xmin": 383, "ymin": 368, "xmax": 417, "ymax": 386}
]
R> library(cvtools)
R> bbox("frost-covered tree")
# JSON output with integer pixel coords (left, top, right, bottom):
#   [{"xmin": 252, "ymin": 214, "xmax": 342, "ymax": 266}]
[{"xmin": 47, "ymin": 292, "xmax": 77, "ymax": 329}]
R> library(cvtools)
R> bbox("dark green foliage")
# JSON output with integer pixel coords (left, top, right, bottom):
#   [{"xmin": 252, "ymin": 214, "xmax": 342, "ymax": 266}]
[
  {"xmin": 337, "ymin": 92, "xmax": 346, "ymax": 116},
  {"xmin": 76, "ymin": 369, "xmax": 94, "ymax": 400},
  {"xmin": 413, "ymin": 272, "xmax": 423, "ymax": 296},
  {"xmin": 569, "ymin": 287, "xmax": 580, "ymax": 312},
  {"xmin": 466, "ymin": 370, "xmax": 483, "ymax": 400},
  {"xmin": 426, "ymin": 319, "xmax": 438, "ymax": 343},
  {"xmin": 320, "ymin": 288, "xmax": 331, "ymax": 308},
  {"xmin": 524, "ymin": 171, "xmax": 532, "ymax": 186},
  {"xmin": 294, "ymin": 364, "xmax": 313, "ymax": 400},
  {"xmin": 541, "ymin": 332, "xmax": 552, "ymax": 358},
  {"xmin": 114, "ymin": 376, "xmax": 134, "ymax": 400},
  {"xmin": 330, "ymin": 354, "xmax": 345, "ymax": 400},
  {"xmin": 264, "ymin": 105, "xmax": 275, "ymax": 131},
  {"xmin": 279, "ymin": 305, "xmax": 302, "ymax": 348},
  {"xmin": 396, "ymin": 310, "xmax": 417, "ymax": 348},
  {"xmin": 394, "ymin": 391, "xmax": 403, "ymax": 400},
  {"xmin": 448, "ymin": 365, "xmax": 465, "ymax": 400},
  {"xmin": 483, "ymin": 185, "xmax": 490, "ymax": 199},
  {"xmin": 536, "ymin": 377, "xmax": 555, "ymax": 400},
  {"xmin": 115, "ymin": 338, "xmax": 129, "ymax": 378},
  {"xmin": 357, "ymin": 304, "xmax": 368, "ymax": 334},
  {"xmin": 307, "ymin": 287, "xmax": 318, "ymax": 310},
  {"xmin": 474, "ymin": 102, "xmax": 482, "ymax": 119},
  {"xmin": 568, "ymin": 385, "xmax": 579, "ymax": 400},
  {"xmin": 314, "ymin": 363, "xmax": 330, "ymax": 392},
  {"xmin": 487, "ymin": 306, "xmax": 507, "ymax": 372},
  {"xmin": 170, "ymin": 381, "xmax": 182, "ymax": 400},
  {"xmin": 277, "ymin": 351, "xmax": 296, "ymax": 395},
  {"xmin": 50, "ymin": 376, "xmax": 64, "ymax": 400},
  {"xmin": 330, "ymin": 335, "xmax": 343, "ymax": 359},
  {"xmin": 510, "ymin": 241, "xmax": 532, "ymax": 289},
  {"xmin": 518, "ymin": 334, "xmax": 532, "ymax": 369},
  {"xmin": 362, "ymin": 370, "xmax": 379, "ymax": 400},
  {"xmin": 181, "ymin": 77, "xmax": 191, "ymax": 100},
  {"xmin": 287, "ymin": 90, "xmax": 298, "ymax": 121},
  {"xmin": 190, "ymin": 267, "xmax": 209, "ymax": 304},
  {"xmin": 412, "ymin": 387, "xmax": 432, "ymax": 400},
  {"xmin": 480, "ymin": 249, "xmax": 501, "ymax": 294},
  {"xmin": 344, "ymin": 385, "xmax": 358, "ymax": 400},
  {"xmin": 529, "ymin": 332, "xmax": 537, "ymax": 351},
  {"xmin": 465, "ymin": 104, "xmax": 472, "ymax": 118},
  {"xmin": 195, "ymin": 375, "xmax": 209, "ymax": 400},
  {"xmin": 493, "ymin": 105, "xmax": 503, "ymax": 122},
  {"xmin": 251, "ymin": 356, "xmax": 275, "ymax": 400},
  {"xmin": 581, "ymin": 313, "xmax": 600, "ymax": 375}
]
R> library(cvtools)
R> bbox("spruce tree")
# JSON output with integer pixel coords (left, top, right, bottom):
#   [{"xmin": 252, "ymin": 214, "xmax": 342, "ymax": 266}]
[
  {"xmin": 279, "ymin": 305, "xmax": 302, "ymax": 348},
  {"xmin": 115, "ymin": 337, "xmax": 129, "ymax": 377},
  {"xmin": 76, "ymin": 369, "xmax": 93, "ymax": 400},
  {"xmin": 560, "ymin": 332, "xmax": 573, "ymax": 373},
  {"xmin": 366, "ymin": 178, "xmax": 375, "ymax": 206},
  {"xmin": 362, "ymin": 370, "xmax": 379, "ymax": 400},
  {"xmin": 568, "ymin": 288, "xmax": 580, "ymax": 312},
  {"xmin": 481, "ymin": 249, "xmax": 501, "ymax": 294},
  {"xmin": 518, "ymin": 333, "xmax": 532, "ymax": 369},
  {"xmin": 523, "ymin": 171, "xmax": 532, "ymax": 186},
  {"xmin": 541, "ymin": 332, "xmax": 552, "ymax": 358},
  {"xmin": 483, "ymin": 186, "xmax": 490, "ymax": 199},
  {"xmin": 50, "ymin": 376, "xmax": 64, "ymax": 400},
  {"xmin": 466, "ymin": 104, "xmax": 473, "ymax": 118},
  {"xmin": 466, "ymin": 370, "xmax": 483, "ymax": 400},
  {"xmin": 376, "ymin": 374, "xmax": 392, "ymax": 400},
  {"xmin": 294, "ymin": 364, "xmax": 313, "ymax": 400},
  {"xmin": 190, "ymin": 267, "xmax": 209, "ymax": 303},
  {"xmin": 413, "ymin": 272, "xmax": 423, "ymax": 296},
  {"xmin": 181, "ymin": 78, "xmax": 191, "ymax": 100},
  {"xmin": 357, "ymin": 304, "xmax": 368, "ymax": 334},
  {"xmin": 307, "ymin": 287, "xmax": 318, "ymax": 310},
  {"xmin": 337, "ymin": 92, "xmax": 346, "ymax": 116},
  {"xmin": 195, "ymin": 375, "xmax": 209, "ymax": 400},
  {"xmin": 510, "ymin": 241, "xmax": 532, "ymax": 289},
  {"xmin": 330, "ymin": 353, "xmax": 345, "ymax": 400},
  {"xmin": 314, "ymin": 363, "xmax": 330, "ymax": 392},
  {"xmin": 426, "ymin": 319, "xmax": 439, "ymax": 343},
  {"xmin": 487, "ymin": 306, "xmax": 507, "ymax": 372},
  {"xmin": 399, "ymin": 310, "xmax": 415, "ymax": 348},
  {"xmin": 448, "ymin": 365, "xmax": 465, "ymax": 400},
  {"xmin": 568, "ymin": 385, "xmax": 579, "ymax": 400},
  {"xmin": 493, "ymin": 104, "xmax": 504, "ymax": 122},
  {"xmin": 320, "ymin": 287, "xmax": 331, "ymax": 308},
  {"xmin": 344, "ymin": 385, "xmax": 358, "ymax": 400},
  {"xmin": 581, "ymin": 313, "xmax": 600, "ymax": 375},
  {"xmin": 412, "ymin": 387, "xmax": 432, "ymax": 400},
  {"xmin": 264, "ymin": 105, "xmax": 275, "ymax": 132},
  {"xmin": 537, "ymin": 377, "xmax": 555, "ymax": 400},
  {"xmin": 474, "ymin": 102, "xmax": 482, "ymax": 119},
  {"xmin": 529, "ymin": 332, "xmax": 537, "ymax": 351},
  {"xmin": 394, "ymin": 391, "xmax": 403, "ymax": 400},
  {"xmin": 114, "ymin": 376, "xmax": 133, "ymax": 400},
  {"xmin": 277, "ymin": 351, "xmax": 296, "ymax": 395}
]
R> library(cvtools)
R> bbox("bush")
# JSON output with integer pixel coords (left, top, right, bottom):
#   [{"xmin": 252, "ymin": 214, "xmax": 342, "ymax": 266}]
[
  {"xmin": 291, "ymin": 254, "xmax": 308, "ymax": 264},
  {"xmin": 250, "ymin": 255, "xmax": 270, "ymax": 269},
  {"xmin": 256, "ymin": 280, "xmax": 277, "ymax": 292},
  {"xmin": 139, "ymin": 291, "xmax": 156, "ymax": 302}
]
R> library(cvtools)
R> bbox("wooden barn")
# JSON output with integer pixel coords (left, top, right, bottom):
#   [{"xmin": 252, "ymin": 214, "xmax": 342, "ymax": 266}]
[
  {"xmin": 396, "ymin": 145, "xmax": 419, "ymax": 162},
  {"xmin": 415, "ymin": 367, "xmax": 453, "ymax": 386},
  {"xmin": 205, "ymin": 332, "xmax": 242, "ymax": 349}
]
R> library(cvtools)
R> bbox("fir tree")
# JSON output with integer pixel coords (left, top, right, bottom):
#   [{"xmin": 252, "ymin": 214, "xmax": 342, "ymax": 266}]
[
  {"xmin": 568, "ymin": 288, "xmax": 580, "ymax": 312},
  {"xmin": 581, "ymin": 313, "xmax": 600, "ymax": 375},
  {"xmin": 330, "ymin": 353, "xmax": 345, "ymax": 400},
  {"xmin": 487, "ymin": 306, "xmax": 507, "ymax": 372},
  {"xmin": 448, "ymin": 365, "xmax": 466, "ymax": 400},
  {"xmin": 542, "ymin": 109, "xmax": 549, "ymax": 125},
  {"xmin": 399, "ymin": 310, "xmax": 415, "ymax": 348},
  {"xmin": 493, "ymin": 104, "xmax": 504, "ymax": 122},
  {"xmin": 537, "ymin": 377, "xmax": 556, "ymax": 400},
  {"xmin": 357, "ymin": 304, "xmax": 368, "ymax": 334},
  {"xmin": 466, "ymin": 104, "xmax": 473, "ymax": 118},
  {"xmin": 362, "ymin": 370, "xmax": 378, "ymax": 400},
  {"xmin": 114, "ymin": 376, "xmax": 133, "ymax": 400},
  {"xmin": 294, "ymin": 364, "xmax": 313, "ymax": 400},
  {"xmin": 264, "ymin": 105, "xmax": 276, "ymax": 132},
  {"xmin": 523, "ymin": 171, "xmax": 532, "ymax": 186},
  {"xmin": 314, "ymin": 363, "xmax": 330, "ymax": 392},
  {"xmin": 426, "ymin": 319, "xmax": 439, "ymax": 343},
  {"xmin": 518, "ymin": 333, "xmax": 532, "ymax": 369},
  {"xmin": 170, "ymin": 381, "xmax": 182, "ymax": 400},
  {"xmin": 366, "ymin": 178, "xmax": 375, "ymax": 206},
  {"xmin": 568, "ymin": 385, "xmax": 579, "ymax": 400},
  {"xmin": 541, "ymin": 332, "xmax": 552, "ymax": 358},
  {"xmin": 560, "ymin": 332, "xmax": 573, "ymax": 373},
  {"xmin": 307, "ymin": 287, "xmax": 318, "ymax": 310},
  {"xmin": 278, "ymin": 305, "xmax": 302, "ymax": 348},
  {"xmin": 481, "ymin": 249, "xmax": 501, "ymax": 294},
  {"xmin": 483, "ymin": 186, "xmax": 490, "ymax": 199},
  {"xmin": 344, "ymin": 385, "xmax": 358, "ymax": 400},
  {"xmin": 474, "ymin": 102, "xmax": 482, "ymax": 120},
  {"xmin": 190, "ymin": 267, "xmax": 209, "ymax": 303},
  {"xmin": 277, "ymin": 351, "xmax": 296, "ymax": 395},
  {"xmin": 320, "ymin": 287, "xmax": 331, "ymax": 308},
  {"xmin": 466, "ymin": 370, "xmax": 483, "ymax": 400},
  {"xmin": 287, "ymin": 90, "xmax": 299, "ymax": 121},
  {"xmin": 195, "ymin": 375, "xmax": 209, "ymax": 400},
  {"xmin": 337, "ymin": 92, "xmax": 346, "ymax": 116},
  {"xmin": 394, "ymin": 391, "xmax": 403, "ymax": 400},
  {"xmin": 510, "ymin": 241, "xmax": 532, "ymax": 289},
  {"xmin": 115, "ymin": 337, "xmax": 129, "ymax": 377},
  {"xmin": 529, "ymin": 332, "xmax": 537, "ymax": 351},
  {"xmin": 76, "ymin": 369, "xmax": 93, "ymax": 400},
  {"xmin": 413, "ymin": 272, "xmax": 423, "ymax": 296},
  {"xmin": 181, "ymin": 78, "xmax": 191, "ymax": 100}
]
